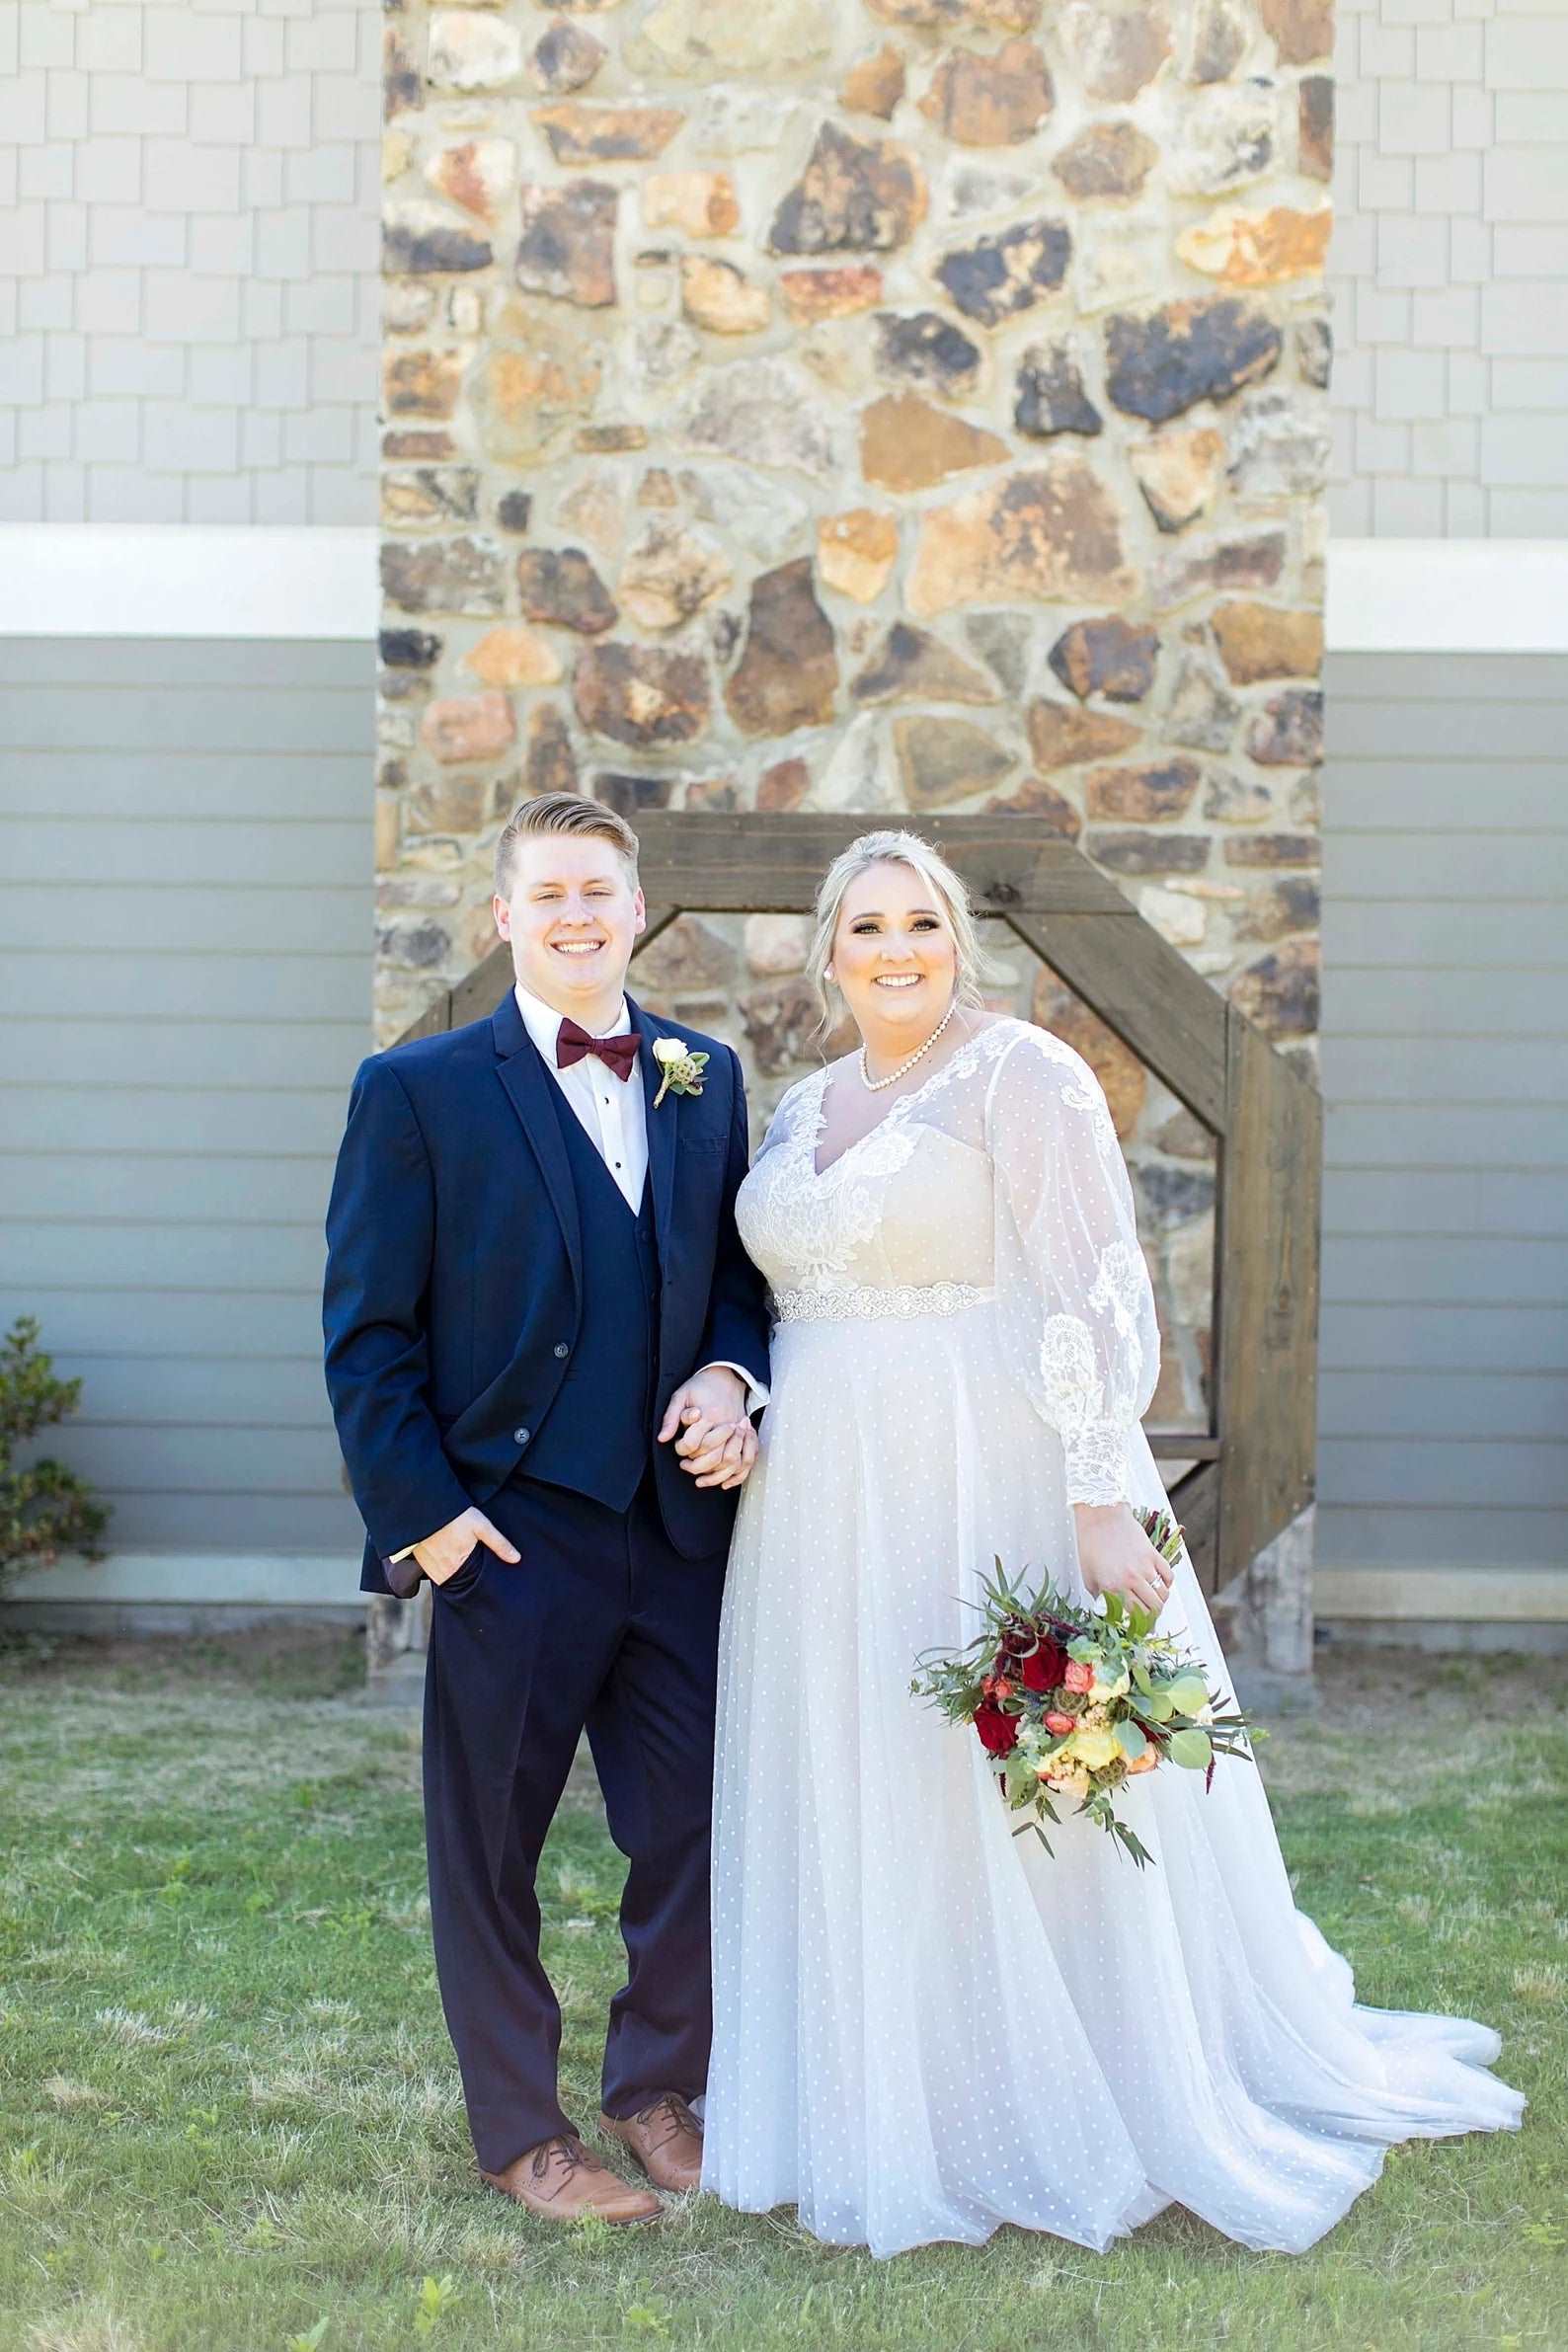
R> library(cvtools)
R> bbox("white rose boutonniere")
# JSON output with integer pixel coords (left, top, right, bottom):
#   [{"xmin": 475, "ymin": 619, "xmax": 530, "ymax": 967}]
[{"xmin": 652, "ymin": 1036, "xmax": 710, "ymax": 1109}]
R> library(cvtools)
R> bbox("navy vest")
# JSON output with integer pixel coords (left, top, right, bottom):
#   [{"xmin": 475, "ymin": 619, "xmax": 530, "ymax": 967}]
[{"xmin": 520, "ymin": 1071, "xmax": 662, "ymax": 1515}]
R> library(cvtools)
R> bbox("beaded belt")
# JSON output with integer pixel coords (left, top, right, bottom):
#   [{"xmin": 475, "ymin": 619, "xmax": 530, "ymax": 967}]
[{"xmin": 772, "ymin": 1281, "xmax": 995, "ymax": 1324}]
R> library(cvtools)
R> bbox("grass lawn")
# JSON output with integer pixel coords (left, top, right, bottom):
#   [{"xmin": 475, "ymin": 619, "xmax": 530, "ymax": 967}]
[{"xmin": 1, "ymin": 1625, "xmax": 1564, "ymax": 2352}]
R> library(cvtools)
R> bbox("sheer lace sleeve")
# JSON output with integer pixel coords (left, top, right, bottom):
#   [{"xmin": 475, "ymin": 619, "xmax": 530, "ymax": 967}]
[{"xmin": 986, "ymin": 1025, "xmax": 1160, "ymax": 1508}]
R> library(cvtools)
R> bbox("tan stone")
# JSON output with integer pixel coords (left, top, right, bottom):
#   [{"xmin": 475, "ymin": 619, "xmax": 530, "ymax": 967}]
[
  {"xmin": 420, "ymin": 691, "xmax": 515, "ymax": 764},
  {"xmin": 644, "ymin": 171, "xmax": 742, "ymax": 238},
  {"xmin": 818, "ymin": 509, "xmax": 899, "ymax": 603},
  {"xmin": 918, "ymin": 39, "xmax": 1054, "ymax": 147},
  {"xmin": 745, "ymin": 913, "xmax": 812, "ymax": 976},
  {"xmin": 859, "ymin": 392, "xmax": 1008, "ymax": 492},
  {"xmin": 1026, "ymin": 699, "xmax": 1140, "ymax": 768},
  {"xmin": 424, "ymin": 138, "xmax": 513, "ymax": 226},
  {"xmin": 474, "ymin": 322, "xmax": 601, "ymax": 464},
  {"xmin": 574, "ymin": 644, "xmax": 711, "ymax": 747},
  {"xmin": 375, "ymin": 790, "xmax": 401, "ymax": 871},
  {"xmin": 852, "ymin": 622, "xmax": 997, "ymax": 705},
  {"xmin": 557, "ymin": 471, "xmax": 625, "ymax": 562},
  {"xmin": 1138, "ymin": 883, "xmax": 1208, "ymax": 948},
  {"xmin": 382, "ymin": 348, "xmax": 467, "ymax": 421},
  {"xmin": 758, "ymin": 755, "xmax": 811, "ymax": 811},
  {"xmin": 1260, "ymin": 0, "xmax": 1332, "ymax": 66},
  {"xmin": 619, "ymin": 521, "xmax": 734, "ymax": 631},
  {"xmin": 1085, "ymin": 757, "xmax": 1201, "ymax": 822},
  {"xmin": 681, "ymin": 255, "xmax": 772, "ymax": 335},
  {"xmin": 634, "ymin": 0, "xmax": 832, "ymax": 78},
  {"xmin": 1130, "ymin": 428, "xmax": 1225, "ymax": 533},
  {"xmin": 533, "ymin": 102, "xmax": 685, "ymax": 165},
  {"xmin": 1057, "ymin": 0, "xmax": 1171, "ymax": 101},
  {"xmin": 382, "ymin": 131, "xmax": 415, "ymax": 185},
  {"xmin": 461, "ymin": 626, "xmax": 563, "ymax": 688},
  {"xmin": 1033, "ymin": 975, "xmax": 1146, "ymax": 1137},
  {"xmin": 780, "ymin": 266, "xmax": 884, "ymax": 324},
  {"xmin": 842, "ymin": 44, "xmax": 905, "ymax": 118},
  {"xmin": 907, "ymin": 461, "xmax": 1136, "ymax": 619},
  {"xmin": 428, "ymin": 10, "xmax": 524, "ymax": 93},
  {"xmin": 1212, "ymin": 601, "xmax": 1323, "ymax": 684},
  {"xmin": 1176, "ymin": 203, "xmax": 1332, "ymax": 286}
]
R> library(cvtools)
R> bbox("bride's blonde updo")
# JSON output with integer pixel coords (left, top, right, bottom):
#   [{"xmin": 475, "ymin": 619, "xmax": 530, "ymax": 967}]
[{"xmin": 805, "ymin": 828, "xmax": 1002, "ymax": 1038}]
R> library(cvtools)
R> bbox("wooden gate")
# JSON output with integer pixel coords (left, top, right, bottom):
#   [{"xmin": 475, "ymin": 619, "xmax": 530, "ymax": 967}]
[{"xmin": 394, "ymin": 812, "xmax": 1321, "ymax": 1598}]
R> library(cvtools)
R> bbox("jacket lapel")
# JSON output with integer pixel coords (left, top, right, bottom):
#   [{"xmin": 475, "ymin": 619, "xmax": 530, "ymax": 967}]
[
  {"xmin": 491, "ymin": 990, "xmax": 583, "ymax": 1301},
  {"xmin": 629, "ymin": 994, "xmax": 678, "ymax": 1270}
]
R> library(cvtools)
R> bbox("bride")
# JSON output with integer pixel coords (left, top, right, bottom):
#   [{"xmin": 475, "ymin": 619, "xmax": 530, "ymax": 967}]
[{"xmin": 699, "ymin": 826, "xmax": 1525, "ymax": 2257}]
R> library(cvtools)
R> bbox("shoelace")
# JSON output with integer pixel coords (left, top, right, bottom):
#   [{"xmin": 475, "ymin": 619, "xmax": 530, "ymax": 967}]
[
  {"xmin": 531, "ymin": 2133, "xmax": 602, "ymax": 2183},
  {"xmin": 635, "ymin": 2094, "xmax": 699, "ymax": 2146}
]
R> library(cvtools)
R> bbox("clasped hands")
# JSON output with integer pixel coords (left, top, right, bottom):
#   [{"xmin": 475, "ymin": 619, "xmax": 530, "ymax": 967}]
[{"xmin": 411, "ymin": 1367, "xmax": 758, "ymax": 1588}]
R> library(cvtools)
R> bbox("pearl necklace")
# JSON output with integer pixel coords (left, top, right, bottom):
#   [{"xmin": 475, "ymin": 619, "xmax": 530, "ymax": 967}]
[{"xmin": 859, "ymin": 993, "xmax": 958, "ymax": 1093}]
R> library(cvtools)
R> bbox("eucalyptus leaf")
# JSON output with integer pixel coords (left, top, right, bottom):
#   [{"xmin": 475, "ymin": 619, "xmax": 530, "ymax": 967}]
[
  {"xmin": 1115, "ymin": 1719, "xmax": 1147, "ymax": 1761},
  {"xmin": 1167, "ymin": 1727, "xmax": 1213, "ymax": 1770}
]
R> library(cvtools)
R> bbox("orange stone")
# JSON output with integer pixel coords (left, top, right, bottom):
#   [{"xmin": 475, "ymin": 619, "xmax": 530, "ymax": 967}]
[
  {"xmin": 842, "ymin": 42, "xmax": 905, "ymax": 118},
  {"xmin": 818, "ymin": 509, "xmax": 899, "ymax": 603},
  {"xmin": 382, "ymin": 348, "xmax": 466, "ymax": 421},
  {"xmin": 859, "ymin": 391, "xmax": 1008, "ymax": 493},
  {"xmin": 1175, "ymin": 204, "xmax": 1332, "ymax": 287},
  {"xmin": 780, "ymin": 266, "xmax": 884, "ymax": 324},
  {"xmin": 532, "ymin": 102, "xmax": 684, "ymax": 165},
  {"xmin": 1212, "ymin": 600, "xmax": 1324, "ymax": 683},
  {"xmin": 680, "ymin": 255, "xmax": 771, "ymax": 335},
  {"xmin": 1026, "ymin": 699, "xmax": 1140, "ymax": 768},
  {"xmin": 424, "ymin": 138, "xmax": 513, "ymax": 225},
  {"xmin": 461, "ymin": 626, "xmax": 564, "ymax": 689},
  {"xmin": 918, "ymin": 37, "xmax": 1054, "ymax": 146},
  {"xmin": 907, "ymin": 461, "xmax": 1136, "ymax": 618},
  {"xmin": 1033, "ymin": 974, "xmax": 1147, "ymax": 1137},
  {"xmin": 643, "ymin": 170, "xmax": 742, "ymax": 238},
  {"xmin": 419, "ymin": 691, "xmax": 516, "ymax": 764}
]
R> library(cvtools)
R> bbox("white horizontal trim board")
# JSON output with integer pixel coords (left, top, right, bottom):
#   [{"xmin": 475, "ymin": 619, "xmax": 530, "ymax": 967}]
[{"xmin": 4, "ymin": 530, "xmax": 1568, "ymax": 652}]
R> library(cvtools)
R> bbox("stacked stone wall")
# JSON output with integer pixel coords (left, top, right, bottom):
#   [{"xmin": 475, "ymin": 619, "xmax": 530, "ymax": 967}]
[{"xmin": 378, "ymin": 0, "xmax": 1334, "ymax": 1434}]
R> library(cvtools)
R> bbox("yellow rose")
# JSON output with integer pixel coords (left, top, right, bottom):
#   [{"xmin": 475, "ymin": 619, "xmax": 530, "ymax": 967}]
[
  {"xmin": 1064, "ymin": 1725, "xmax": 1119, "ymax": 1771},
  {"xmin": 1089, "ymin": 1667, "xmax": 1131, "ymax": 1704}
]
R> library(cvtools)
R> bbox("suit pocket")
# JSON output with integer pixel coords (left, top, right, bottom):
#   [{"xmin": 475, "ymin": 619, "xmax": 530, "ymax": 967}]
[{"xmin": 435, "ymin": 1541, "xmax": 485, "ymax": 1599}]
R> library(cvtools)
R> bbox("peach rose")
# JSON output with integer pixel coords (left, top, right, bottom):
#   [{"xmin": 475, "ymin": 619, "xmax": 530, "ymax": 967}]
[
  {"xmin": 1044, "ymin": 1711, "xmax": 1076, "ymax": 1735},
  {"xmin": 1126, "ymin": 1748, "xmax": 1160, "ymax": 1776},
  {"xmin": 1063, "ymin": 1659, "xmax": 1095, "ymax": 1693}
]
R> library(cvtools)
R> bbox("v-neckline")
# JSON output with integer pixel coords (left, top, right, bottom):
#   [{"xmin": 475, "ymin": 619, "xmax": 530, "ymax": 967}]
[{"xmin": 806, "ymin": 1022, "xmax": 1005, "ymax": 1179}]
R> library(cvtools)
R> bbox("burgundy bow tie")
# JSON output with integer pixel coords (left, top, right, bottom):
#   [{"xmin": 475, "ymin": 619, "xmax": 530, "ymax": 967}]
[{"xmin": 556, "ymin": 1017, "xmax": 642, "ymax": 1082}]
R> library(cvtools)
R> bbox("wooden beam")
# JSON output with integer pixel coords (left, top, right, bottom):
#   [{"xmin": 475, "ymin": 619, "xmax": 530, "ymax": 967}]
[
  {"xmin": 1166, "ymin": 1458, "xmax": 1219, "ymax": 1594},
  {"xmin": 1003, "ymin": 908, "xmax": 1229, "ymax": 1133},
  {"xmin": 1214, "ymin": 1007, "xmax": 1322, "ymax": 1581}
]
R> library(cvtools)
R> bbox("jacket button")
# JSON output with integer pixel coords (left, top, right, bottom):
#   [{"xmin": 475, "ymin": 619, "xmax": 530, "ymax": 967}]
[
  {"xmin": 512, "ymin": 1426, "xmax": 530, "ymax": 1446},
  {"xmin": 554, "ymin": 1342, "xmax": 570, "ymax": 1359}
]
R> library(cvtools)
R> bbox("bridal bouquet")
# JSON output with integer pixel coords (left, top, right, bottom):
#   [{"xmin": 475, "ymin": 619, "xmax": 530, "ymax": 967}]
[{"xmin": 910, "ymin": 1510, "xmax": 1263, "ymax": 1869}]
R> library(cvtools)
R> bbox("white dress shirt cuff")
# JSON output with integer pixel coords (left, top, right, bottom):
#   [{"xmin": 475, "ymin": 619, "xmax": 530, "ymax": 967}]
[{"xmin": 699, "ymin": 1360, "xmax": 771, "ymax": 1417}]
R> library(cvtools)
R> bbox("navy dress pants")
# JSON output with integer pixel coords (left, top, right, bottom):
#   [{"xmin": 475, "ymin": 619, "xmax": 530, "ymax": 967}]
[{"xmin": 420, "ymin": 1462, "xmax": 727, "ymax": 2173}]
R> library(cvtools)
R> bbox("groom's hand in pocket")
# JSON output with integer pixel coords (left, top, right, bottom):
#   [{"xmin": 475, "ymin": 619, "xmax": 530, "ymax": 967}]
[
  {"xmin": 413, "ymin": 1506, "xmax": 522, "ymax": 1586},
  {"xmin": 659, "ymin": 1368, "xmax": 759, "ymax": 1491}
]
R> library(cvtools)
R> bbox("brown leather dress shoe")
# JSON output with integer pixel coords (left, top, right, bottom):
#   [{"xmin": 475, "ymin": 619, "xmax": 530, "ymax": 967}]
[
  {"xmin": 598, "ymin": 2094, "xmax": 704, "ymax": 2194},
  {"xmin": 480, "ymin": 2133, "xmax": 662, "ymax": 2225}
]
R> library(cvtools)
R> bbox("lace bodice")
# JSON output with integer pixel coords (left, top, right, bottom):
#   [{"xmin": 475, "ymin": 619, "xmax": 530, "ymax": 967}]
[{"xmin": 736, "ymin": 1018, "xmax": 1161, "ymax": 1507}]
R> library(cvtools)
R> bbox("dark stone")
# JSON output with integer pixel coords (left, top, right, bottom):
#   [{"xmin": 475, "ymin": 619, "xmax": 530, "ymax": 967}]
[
  {"xmin": 516, "ymin": 179, "xmax": 618, "ymax": 308},
  {"xmin": 523, "ymin": 703, "xmax": 580, "ymax": 796},
  {"xmin": 574, "ymin": 644, "xmax": 711, "ymax": 747},
  {"xmin": 1294, "ymin": 316, "xmax": 1331, "ymax": 390},
  {"xmin": 592, "ymin": 772, "xmax": 673, "ymax": 817},
  {"xmin": 726, "ymin": 559, "xmax": 840, "ymax": 737},
  {"xmin": 1152, "ymin": 528, "xmax": 1289, "ymax": 608},
  {"xmin": 1299, "ymin": 75, "xmax": 1332, "ymax": 182},
  {"xmin": 531, "ymin": 20, "xmax": 607, "ymax": 93},
  {"xmin": 1234, "ymin": 875, "xmax": 1320, "ymax": 942},
  {"xmin": 1246, "ymin": 688, "xmax": 1323, "ymax": 766},
  {"xmin": 1229, "ymin": 937, "xmax": 1319, "ymax": 1038},
  {"xmin": 741, "ymin": 975, "xmax": 821, "ymax": 1077},
  {"xmin": 1105, "ymin": 297, "xmax": 1283, "ymax": 424},
  {"xmin": 1014, "ymin": 343, "xmax": 1102, "ymax": 437},
  {"xmin": 1049, "ymin": 615, "xmax": 1159, "ymax": 702},
  {"xmin": 1051, "ymin": 121, "xmax": 1157, "ymax": 201},
  {"xmin": 1137, "ymin": 1164, "xmax": 1216, "ymax": 1226},
  {"xmin": 985, "ymin": 773, "xmax": 1082, "ymax": 837},
  {"xmin": 381, "ymin": 467, "xmax": 479, "ymax": 526},
  {"xmin": 496, "ymin": 489, "xmax": 533, "ymax": 533},
  {"xmin": 1186, "ymin": 0, "xmax": 1246, "ymax": 83},
  {"xmin": 874, "ymin": 310, "xmax": 982, "ymax": 398},
  {"xmin": 515, "ymin": 547, "xmax": 618, "ymax": 634},
  {"xmin": 1222, "ymin": 831, "xmax": 1320, "ymax": 867},
  {"xmin": 933, "ymin": 216, "xmax": 1071, "ymax": 327},
  {"xmin": 380, "ymin": 535, "xmax": 506, "ymax": 616},
  {"xmin": 383, "ymin": 24, "xmax": 421, "ymax": 120},
  {"xmin": 576, "ymin": 424, "xmax": 648, "ymax": 452},
  {"xmin": 768, "ymin": 123, "xmax": 927, "ymax": 257},
  {"xmin": 379, "ymin": 627, "xmax": 441, "ymax": 670},
  {"xmin": 758, "ymin": 755, "xmax": 811, "ymax": 812},
  {"xmin": 1086, "ymin": 831, "xmax": 1212, "ymax": 875},
  {"xmin": 383, "ymin": 212, "xmax": 493, "ymax": 275}
]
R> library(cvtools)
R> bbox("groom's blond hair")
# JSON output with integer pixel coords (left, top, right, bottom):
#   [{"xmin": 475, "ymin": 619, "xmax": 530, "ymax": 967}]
[{"xmin": 494, "ymin": 794, "xmax": 641, "ymax": 900}]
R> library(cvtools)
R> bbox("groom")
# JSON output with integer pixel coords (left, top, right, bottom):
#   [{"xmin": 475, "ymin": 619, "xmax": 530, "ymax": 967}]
[{"xmin": 324, "ymin": 792, "xmax": 770, "ymax": 2225}]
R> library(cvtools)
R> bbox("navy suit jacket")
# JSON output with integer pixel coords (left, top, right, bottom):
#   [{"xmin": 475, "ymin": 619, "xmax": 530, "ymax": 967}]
[{"xmin": 323, "ymin": 987, "xmax": 772, "ymax": 1595}]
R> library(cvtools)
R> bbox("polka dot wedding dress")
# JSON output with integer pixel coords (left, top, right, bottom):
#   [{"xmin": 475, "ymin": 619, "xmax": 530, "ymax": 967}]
[{"xmin": 701, "ymin": 1016, "xmax": 1525, "ymax": 2258}]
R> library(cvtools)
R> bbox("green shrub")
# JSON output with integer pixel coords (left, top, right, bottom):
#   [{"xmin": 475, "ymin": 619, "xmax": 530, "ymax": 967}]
[{"xmin": 0, "ymin": 1315, "xmax": 109, "ymax": 1599}]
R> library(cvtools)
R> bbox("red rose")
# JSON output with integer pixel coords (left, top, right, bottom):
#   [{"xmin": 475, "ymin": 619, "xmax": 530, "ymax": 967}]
[
  {"xmin": 1019, "ymin": 1636, "xmax": 1067, "ymax": 1693},
  {"xmin": 975, "ymin": 1700, "xmax": 1019, "ymax": 1757}
]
